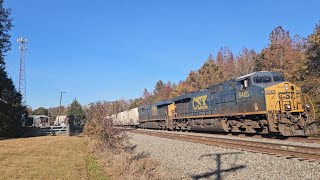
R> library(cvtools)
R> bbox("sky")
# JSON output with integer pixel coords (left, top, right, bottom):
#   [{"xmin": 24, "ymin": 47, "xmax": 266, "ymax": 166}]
[{"xmin": 4, "ymin": 0, "xmax": 320, "ymax": 109}]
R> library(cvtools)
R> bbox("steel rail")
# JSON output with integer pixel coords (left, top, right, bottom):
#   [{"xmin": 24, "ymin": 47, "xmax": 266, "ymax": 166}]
[
  {"xmin": 131, "ymin": 130, "xmax": 320, "ymax": 162},
  {"xmin": 123, "ymin": 127, "xmax": 320, "ymax": 144}
]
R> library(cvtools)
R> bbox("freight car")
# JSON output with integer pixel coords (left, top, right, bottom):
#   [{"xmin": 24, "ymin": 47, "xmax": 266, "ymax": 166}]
[
  {"xmin": 111, "ymin": 108, "xmax": 139, "ymax": 126},
  {"xmin": 113, "ymin": 71, "xmax": 318, "ymax": 136}
]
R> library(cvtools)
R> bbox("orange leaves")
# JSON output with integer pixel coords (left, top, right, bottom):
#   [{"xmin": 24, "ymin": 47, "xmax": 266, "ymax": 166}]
[{"xmin": 258, "ymin": 26, "xmax": 307, "ymax": 82}]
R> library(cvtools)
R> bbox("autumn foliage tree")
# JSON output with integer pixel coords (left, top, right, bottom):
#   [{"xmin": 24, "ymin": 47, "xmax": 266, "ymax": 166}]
[
  {"xmin": 303, "ymin": 23, "xmax": 320, "ymax": 116},
  {"xmin": 256, "ymin": 26, "xmax": 307, "ymax": 82},
  {"xmin": 169, "ymin": 81, "xmax": 193, "ymax": 98},
  {"xmin": 97, "ymin": 23, "xmax": 320, "ymax": 118},
  {"xmin": 84, "ymin": 101, "xmax": 128, "ymax": 150},
  {"xmin": 235, "ymin": 48, "xmax": 256, "ymax": 76}
]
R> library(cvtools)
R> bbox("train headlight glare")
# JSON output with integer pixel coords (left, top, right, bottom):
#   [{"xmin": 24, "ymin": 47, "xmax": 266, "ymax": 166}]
[
  {"xmin": 285, "ymin": 104, "xmax": 291, "ymax": 110},
  {"xmin": 305, "ymin": 104, "xmax": 310, "ymax": 111},
  {"xmin": 285, "ymin": 84, "xmax": 288, "ymax": 91}
]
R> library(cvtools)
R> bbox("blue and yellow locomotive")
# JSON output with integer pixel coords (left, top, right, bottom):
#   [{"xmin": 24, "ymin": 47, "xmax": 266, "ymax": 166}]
[{"xmin": 139, "ymin": 71, "xmax": 318, "ymax": 136}]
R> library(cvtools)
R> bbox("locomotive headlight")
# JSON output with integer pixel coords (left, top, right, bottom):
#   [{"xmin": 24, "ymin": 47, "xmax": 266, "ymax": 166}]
[
  {"xmin": 284, "ymin": 84, "xmax": 288, "ymax": 91},
  {"xmin": 286, "ymin": 93, "xmax": 290, "ymax": 99},
  {"xmin": 285, "ymin": 104, "xmax": 291, "ymax": 111},
  {"xmin": 304, "ymin": 104, "xmax": 310, "ymax": 111}
]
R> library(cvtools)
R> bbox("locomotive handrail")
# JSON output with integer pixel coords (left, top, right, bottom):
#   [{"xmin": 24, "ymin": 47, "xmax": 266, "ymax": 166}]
[
  {"xmin": 272, "ymin": 100, "xmax": 281, "ymax": 123},
  {"xmin": 274, "ymin": 100, "xmax": 280, "ymax": 112},
  {"xmin": 304, "ymin": 94, "xmax": 316, "ymax": 118}
]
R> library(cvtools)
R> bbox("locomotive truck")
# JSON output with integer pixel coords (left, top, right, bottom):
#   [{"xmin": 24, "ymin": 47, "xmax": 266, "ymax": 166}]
[{"xmin": 112, "ymin": 71, "xmax": 318, "ymax": 136}]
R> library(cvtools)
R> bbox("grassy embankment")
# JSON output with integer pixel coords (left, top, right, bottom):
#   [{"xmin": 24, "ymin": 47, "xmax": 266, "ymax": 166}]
[{"xmin": 0, "ymin": 136, "xmax": 106, "ymax": 180}]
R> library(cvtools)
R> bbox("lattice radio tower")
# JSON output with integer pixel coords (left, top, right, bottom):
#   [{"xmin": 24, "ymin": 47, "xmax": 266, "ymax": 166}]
[{"xmin": 17, "ymin": 37, "xmax": 28, "ymax": 104}]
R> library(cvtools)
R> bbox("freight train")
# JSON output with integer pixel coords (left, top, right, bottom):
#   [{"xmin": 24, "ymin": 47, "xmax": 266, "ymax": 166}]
[{"xmin": 111, "ymin": 71, "xmax": 318, "ymax": 136}]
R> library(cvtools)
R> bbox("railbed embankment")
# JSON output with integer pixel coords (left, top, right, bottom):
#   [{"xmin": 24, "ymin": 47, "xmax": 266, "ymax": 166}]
[{"xmin": 129, "ymin": 132, "xmax": 320, "ymax": 179}]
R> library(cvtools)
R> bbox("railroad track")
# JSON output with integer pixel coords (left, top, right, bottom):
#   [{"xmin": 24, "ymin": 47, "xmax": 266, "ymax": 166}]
[
  {"xmin": 211, "ymin": 133, "xmax": 320, "ymax": 144},
  {"xmin": 123, "ymin": 127, "xmax": 320, "ymax": 144},
  {"xmin": 285, "ymin": 136, "xmax": 320, "ymax": 144},
  {"xmin": 224, "ymin": 133, "xmax": 320, "ymax": 144},
  {"xmin": 131, "ymin": 129, "xmax": 320, "ymax": 163}
]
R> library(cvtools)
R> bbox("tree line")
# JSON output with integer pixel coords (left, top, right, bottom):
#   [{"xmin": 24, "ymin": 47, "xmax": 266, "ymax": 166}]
[
  {"xmin": 31, "ymin": 98, "xmax": 86, "ymax": 126},
  {"xmin": 34, "ymin": 24, "xmax": 320, "ymax": 127},
  {"xmin": 105, "ymin": 24, "xmax": 320, "ymax": 118}
]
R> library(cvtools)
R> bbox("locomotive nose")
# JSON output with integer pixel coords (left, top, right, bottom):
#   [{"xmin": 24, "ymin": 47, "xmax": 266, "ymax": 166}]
[
  {"xmin": 275, "ymin": 82, "xmax": 301, "ymax": 112},
  {"xmin": 265, "ymin": 82, "xmax": 318, "ymax": 136}
]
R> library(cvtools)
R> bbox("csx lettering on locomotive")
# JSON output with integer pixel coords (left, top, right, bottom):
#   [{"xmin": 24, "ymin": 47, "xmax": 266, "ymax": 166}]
[{"xmin": 193, "ymin": 95, "xmax": 208, "ymax": 110}]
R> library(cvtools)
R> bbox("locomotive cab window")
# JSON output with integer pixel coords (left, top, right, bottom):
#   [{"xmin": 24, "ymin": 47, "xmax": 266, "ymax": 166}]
[
  {"xmin": 271, "ymin": 72, "xmax": 285, "ymax": 82},
  {"xmin": 237, "ymin": 78, "xmax": 250, "ymax": 90},
  {"xmin": 254, "ymin": 75, "xmax": 272, "ymax": 83}
]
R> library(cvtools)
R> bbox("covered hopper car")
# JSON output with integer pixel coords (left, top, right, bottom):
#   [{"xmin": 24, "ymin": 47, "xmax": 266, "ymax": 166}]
[{"xmin": 112, "ymin": 71, "xmax": 318, "ymax": 136}]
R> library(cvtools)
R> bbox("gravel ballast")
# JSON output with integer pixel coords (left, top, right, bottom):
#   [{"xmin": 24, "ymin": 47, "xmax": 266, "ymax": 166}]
[
  {"xmin": 129, "ymin": 133, "xmax": 320, "ymax": 180},
  {"xmin": 136, "ymin": 129, "xmax": 320, "ymax": 148}
]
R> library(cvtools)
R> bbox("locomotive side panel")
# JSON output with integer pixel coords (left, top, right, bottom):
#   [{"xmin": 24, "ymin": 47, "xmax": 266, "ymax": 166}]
[
  {"xmin": 139, "ymin": 100, "xmax": 172, "ymax": 129},
  {"xmin": 210, "ymin": 80, "xmax": 237, "ymax": 115},
  {"xmin": 138, "ymin": 105, "xmax": 150, "ymax": 121},
  {"xmin": 235, "ymin": 77, "xmax": 266, "ymax": 114}
]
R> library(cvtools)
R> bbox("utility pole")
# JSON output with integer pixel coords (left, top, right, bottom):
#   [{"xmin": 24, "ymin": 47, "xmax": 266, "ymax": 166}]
[
  {"xmin": 57, "ymin": 91, "xmax": 66, "ymax": 124},
  {"xmin": 17, "ymin": 37, "xmax": 28, "ymax": 104}
]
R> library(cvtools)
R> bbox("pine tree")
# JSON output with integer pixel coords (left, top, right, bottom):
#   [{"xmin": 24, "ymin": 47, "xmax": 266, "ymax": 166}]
[
  {"xmin": 0, "ymin": 0, "xmax": 27, "ymax": 137},
  {"xmin": 67, "ymin": 99, "xmax": 85, "ymax": 126}
]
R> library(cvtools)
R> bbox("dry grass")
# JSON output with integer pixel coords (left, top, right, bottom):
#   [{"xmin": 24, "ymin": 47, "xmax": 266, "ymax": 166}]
[
  {"xmin": 89, "ymin": 143, "xmax": 162, "ymax": 180},
  {"xmin": 0, "ymin": 136, "xmax": 106, "ymax": 180},
  {"xmin": 0, "ymin": 134, "xmax": 160, "ymax": 180},
  {"xmin": 83, "ymin": 102, "xmax": 163, "ymax": 179},
  {"xmin": 85, "ymin": 136, "xmax": 163, "ymax": 180}
]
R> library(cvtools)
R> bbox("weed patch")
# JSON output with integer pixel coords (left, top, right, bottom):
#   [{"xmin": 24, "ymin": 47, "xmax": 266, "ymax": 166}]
[
  {"xmin": 84, "ymin": 102, "xmax": 163, "ymax": 179},
  {"xmin": 85, "ymin": 154, "xmax": 108, "ymax": 180}
]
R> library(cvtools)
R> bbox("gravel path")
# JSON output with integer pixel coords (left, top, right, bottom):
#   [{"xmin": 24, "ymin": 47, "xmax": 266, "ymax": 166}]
[{"xmin": 129, "ymin": 133, "xmax": 320, "ymax": 180}]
